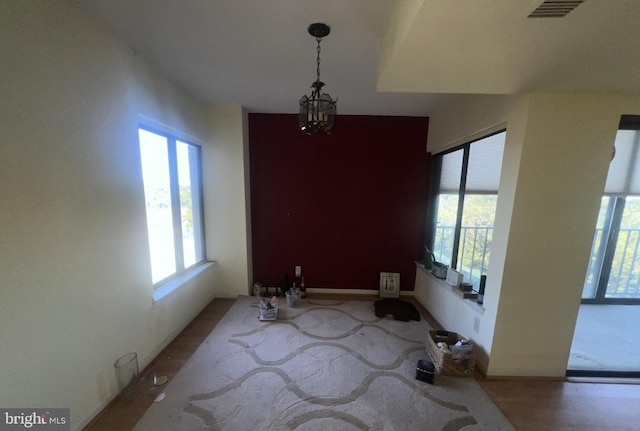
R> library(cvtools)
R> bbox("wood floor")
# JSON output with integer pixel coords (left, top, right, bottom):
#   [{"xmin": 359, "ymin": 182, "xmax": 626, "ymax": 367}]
[
  {"xmin": 84, "ymin": 298, "xmax": 236, "ymax": 431},
  {"xmin": 478, "ymin": 378, "xmax": 640, "ymax": 431},
  {"xmin": 84, "ymin": 295, "xmax": 640, "ymax": 431}
]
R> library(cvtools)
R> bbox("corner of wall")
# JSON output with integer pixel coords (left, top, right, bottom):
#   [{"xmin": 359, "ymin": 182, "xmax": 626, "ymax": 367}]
[
  {"xmin": 204, "ymin": 105, "xmax": 252, "ymax": 297},
  {"xmin": 413, "ymin": 265, "xmax": 491, "ymax": 373}
]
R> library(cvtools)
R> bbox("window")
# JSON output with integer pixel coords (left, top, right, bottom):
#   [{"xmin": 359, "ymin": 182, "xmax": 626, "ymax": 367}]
[
  {"xmin": 428, "ymin": 131, "xmax": 506, "ymax": 285},
  {"xmin": 582, "ymin": 116, "xmax": 640, "ymax": 303},
  {"xmin": 139, "ymin": 126, "xmax": 205, "ymax": 286}
]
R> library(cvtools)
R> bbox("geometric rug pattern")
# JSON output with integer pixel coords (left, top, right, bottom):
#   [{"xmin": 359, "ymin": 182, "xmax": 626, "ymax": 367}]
[{"xmin": 133, "ymin": 296, "xmax": 515, "ymax": 430}]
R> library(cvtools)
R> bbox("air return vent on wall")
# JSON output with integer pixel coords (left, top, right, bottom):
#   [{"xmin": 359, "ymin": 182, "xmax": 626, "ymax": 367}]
[{"xmin": 528, "ymin": 0, "xmax": 585, "ymax": 18}]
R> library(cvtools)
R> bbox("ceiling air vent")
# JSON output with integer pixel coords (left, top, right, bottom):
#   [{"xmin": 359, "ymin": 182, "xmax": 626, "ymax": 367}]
[{"xmin": 528, "ymin": 0, "xmax": 585, "ymax": 18}]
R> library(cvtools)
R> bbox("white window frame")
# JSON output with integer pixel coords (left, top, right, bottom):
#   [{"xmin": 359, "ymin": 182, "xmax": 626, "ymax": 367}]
[{"xmin": 138, "ymin": 123, "xmax": 207, "ymax": 292}]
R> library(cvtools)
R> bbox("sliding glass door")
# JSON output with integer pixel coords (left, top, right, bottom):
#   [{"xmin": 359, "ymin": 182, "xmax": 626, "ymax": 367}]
[
  {"xmin": 568, "ymin": 115, "xmax": 640, "ymax": 378},
  {"xmin": 582, "ymin": 120, "xmax": 640, "ymax": 304}
]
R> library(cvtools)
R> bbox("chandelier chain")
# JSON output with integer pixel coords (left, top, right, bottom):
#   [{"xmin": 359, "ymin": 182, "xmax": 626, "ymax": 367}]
[{"xmin": 316, "ymin": 37, "xmax": 321, "ymax": 83}]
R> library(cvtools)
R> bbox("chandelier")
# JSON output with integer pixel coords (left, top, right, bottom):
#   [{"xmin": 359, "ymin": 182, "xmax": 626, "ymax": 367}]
[{"xmin": 299, "ymin": 23, "xmax": 337, "ymax": 134}]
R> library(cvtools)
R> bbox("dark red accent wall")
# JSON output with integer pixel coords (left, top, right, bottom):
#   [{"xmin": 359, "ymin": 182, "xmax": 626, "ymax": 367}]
[{"xmin": 249, "ymin": 114, "xmax": 429, "ymax": 291}]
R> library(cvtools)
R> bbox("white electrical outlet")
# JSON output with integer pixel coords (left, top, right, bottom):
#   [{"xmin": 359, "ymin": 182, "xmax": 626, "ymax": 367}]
[{"xmin": 295, "ymin": 266, "xmax": 301, "ymax": 277}]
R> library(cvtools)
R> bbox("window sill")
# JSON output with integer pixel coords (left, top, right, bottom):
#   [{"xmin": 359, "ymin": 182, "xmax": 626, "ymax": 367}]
[
  {"xmin": 153, "ymin": 261, "xmax": 216, "ymax": 302},
  {"xmin": 415, "ymin": 262, "xmax": 485, "ymax": 315}
]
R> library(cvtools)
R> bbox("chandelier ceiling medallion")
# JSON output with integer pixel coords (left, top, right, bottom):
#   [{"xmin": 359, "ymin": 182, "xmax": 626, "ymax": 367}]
[{"xmin": 299, "ymin": 23, "xmax": 337, "ymax": 134}]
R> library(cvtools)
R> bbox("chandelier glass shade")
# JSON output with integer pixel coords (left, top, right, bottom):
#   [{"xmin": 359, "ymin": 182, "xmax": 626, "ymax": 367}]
[{"xmin": 299, "ymin": 23, "xmax": 337, "ymax": 134}]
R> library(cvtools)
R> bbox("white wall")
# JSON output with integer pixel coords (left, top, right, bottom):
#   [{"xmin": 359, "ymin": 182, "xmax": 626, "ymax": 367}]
[
  {"xmin": 487, "ymin": 93, "xmax": 640, "ymax": 376},
  {"xmin": 417, "ymin": 91, "xmax": 640, "ymax": 377},
  {"xmin": 416, "ymin": 94, "xmax": 529, "ymax": 373},
  {"xmin": 0, "ymin": 2, "xmax": 249, "ymax": 428},
  {"xmin": 413, "ymin": 266, "xmax": 490, "ymax": 366}
]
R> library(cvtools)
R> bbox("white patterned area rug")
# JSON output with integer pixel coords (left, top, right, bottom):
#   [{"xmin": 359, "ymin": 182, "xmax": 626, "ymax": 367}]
[{"xmin": 133, "ymin": 296, "xmax": 515, "ymax": 431}]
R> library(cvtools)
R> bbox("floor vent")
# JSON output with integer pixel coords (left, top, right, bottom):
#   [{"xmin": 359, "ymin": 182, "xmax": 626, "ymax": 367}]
[{"xmin": 528, "ymin": 0, "xmax": 585, "ymax": 18}]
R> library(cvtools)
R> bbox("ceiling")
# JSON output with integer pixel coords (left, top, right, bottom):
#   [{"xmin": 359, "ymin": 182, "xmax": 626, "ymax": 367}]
[{"xmin": 73, "ymin": 0, "xmax": 640, "ymax": 117}]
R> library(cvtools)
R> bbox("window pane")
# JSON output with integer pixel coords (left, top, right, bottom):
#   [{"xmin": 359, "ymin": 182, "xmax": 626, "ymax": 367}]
[
  {"xmin": 465, "ymin": 131, "xmax": 506, "ymax": 192},
  {"xmin": 630, "ymin": 137, "xmax": 640, "ymax": 194},
  {"xmin": 605, "ymin": 130, "xmax": 638, "ymax": 194},
  {"xmin": 582, "ymin": 197, "xmax": 611, "ymax": 299},
  {"xmin": 456, "ymin": 133, "xmax": 504, "ymax": 284},
  {"xmin": 605, "ymin": 197, "xmax": 640, "ymax": 298},
  {"xmin": 458, "ymin": 194, "xmax": 497, "ymax": 284},
  {"xmin": 434, "ymin": 194, "xmax": 459, "ymax": 266},
  {"xmin": 177, "ymin": 141, "xmax": 203, "ymax": 268},
  {"xmin": 439, "ymin": 149, "xmax": 463, "ymax": 192},
  {"xmin": 431, "ymin": 132, "xmax": 504, "ymax": 278},
  {"xmin": 434, "ymin": 150, "xmax": 463, "ymax": 265},
  {"xmin": 139, "ymin": 130, "xmax": 176, "ymax": 283}
]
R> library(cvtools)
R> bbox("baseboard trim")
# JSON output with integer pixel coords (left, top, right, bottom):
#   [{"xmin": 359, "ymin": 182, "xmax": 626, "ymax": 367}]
[
  {"xmin": 306, "ymin": 287, "xmax": 415, "ymax": 296},
  {"xmin": 567, "ymin": 376, "xmax": 640, "ymax": 384},
  {"xmin": 481, "ymin": 375, "xmax": 567, "ymax": 381}
]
